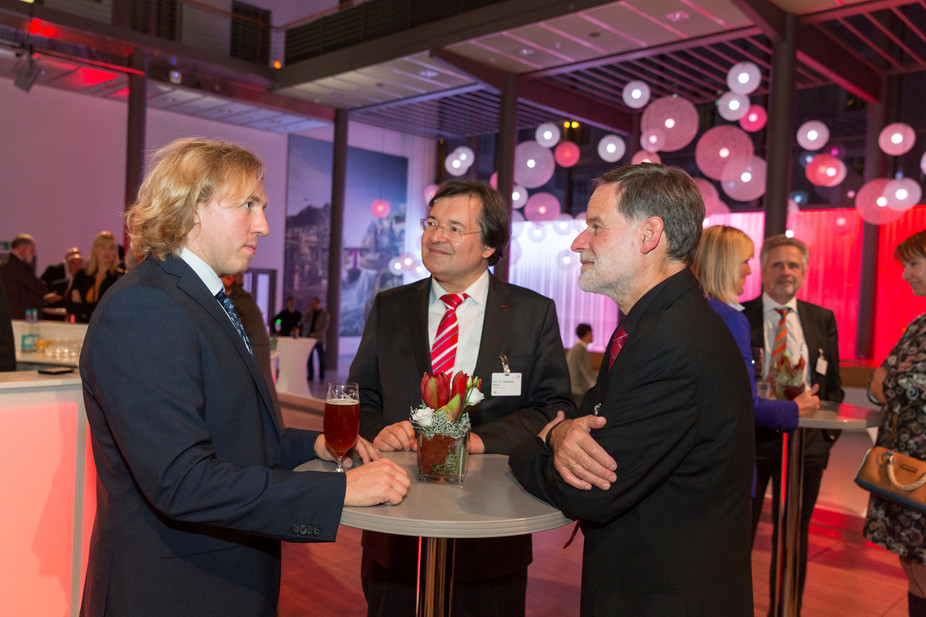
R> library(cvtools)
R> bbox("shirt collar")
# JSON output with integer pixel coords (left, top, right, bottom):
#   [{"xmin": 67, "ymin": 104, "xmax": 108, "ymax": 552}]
[
  {"xmin": 179, "ymin": 247, "xmax": 223, "ymax": 297},
  {"xmin": 430, "ymin": 270, "xmax": 490, "ymax": 307},
  {"xmin": 761, "ymin": 291, "xmax": 798, "ymax": 313}
]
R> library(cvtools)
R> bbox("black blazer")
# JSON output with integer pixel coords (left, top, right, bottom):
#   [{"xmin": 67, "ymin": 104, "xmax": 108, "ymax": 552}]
[
  {"xmin": 741, "ymin": 296, "xmax": 844, "ymax": 404},
  {"xmin": 79, "ymin": 254, "xmax": 345, "ymax": 617},
  {"xmin": 510, "ymin": 269, "xmax": 755, "ymax": 616},
  {"xmin": 67, "ymin": 267, "xmax": 124, "ymax": 323},
  {"xmin": 0, "ymin": 255, "xmax": 46, "ymax": 318},
  {"xmin": 349, "ymin": 273, "xmax": 574, "ymax": 579}
]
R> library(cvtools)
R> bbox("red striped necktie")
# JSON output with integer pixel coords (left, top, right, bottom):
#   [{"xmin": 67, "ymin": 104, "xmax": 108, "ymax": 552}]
[
  {"xmin": 609, "ymin": 326, "xmax": 629, "ymax": 368},
  {"xmin": 431, "ymin": 294, "xmax": 467, "ymax": 374},
  {"xmin": 771, "ymin": 307, "xmax": 790, "ymax": 367}
]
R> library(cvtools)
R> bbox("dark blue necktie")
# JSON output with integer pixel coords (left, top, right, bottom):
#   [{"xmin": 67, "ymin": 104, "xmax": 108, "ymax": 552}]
[{"xmin": 216, "ymin": 291, "xmax": 253, "ymax": 355}]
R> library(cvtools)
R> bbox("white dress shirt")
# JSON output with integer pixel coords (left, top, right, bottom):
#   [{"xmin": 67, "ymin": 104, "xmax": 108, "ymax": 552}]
[
  {"xmin": 428, "ymin": 270, "xmax": 489, "ymax": 376},
  {"xmin": 760, "ymin": 292, "xmax": 809, "ymax": 386}
]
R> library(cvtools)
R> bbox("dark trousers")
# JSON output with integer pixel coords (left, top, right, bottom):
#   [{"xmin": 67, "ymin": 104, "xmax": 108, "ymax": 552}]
[
  {"xmin": 750, "ymin": 427, "xmax": 835, "ymax": 615},
  {"xmin": 307, "ymin": 341, "xmax": 325, "ymax": 381},
  {"xmin": 361, "ymin": 549, "xmax": 527, "ymax": 617}
]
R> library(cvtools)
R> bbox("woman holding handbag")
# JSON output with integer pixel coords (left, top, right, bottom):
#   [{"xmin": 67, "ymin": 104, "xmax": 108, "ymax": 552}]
[{"xmin": 863, "ymin": 229, "xmax": 926, "ymax": 617}]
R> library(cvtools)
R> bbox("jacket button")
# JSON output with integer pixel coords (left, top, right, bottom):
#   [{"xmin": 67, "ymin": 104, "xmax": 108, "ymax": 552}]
[
  {"xmin": 299, "ymin": 525, "xmax": 309, "ymax": 535},
  {"xmin": 291, "ymin": 524, "xmax": 300, "ymax": 535},
  {"xmin": 313, "ymin": 526, "xmax": 322, "ymax": 537}
]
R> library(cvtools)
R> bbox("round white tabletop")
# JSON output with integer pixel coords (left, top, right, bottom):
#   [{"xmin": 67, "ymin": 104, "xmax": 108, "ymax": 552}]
[
  {"xmin": 296, "ymin": 451, "xmax": 572, "ymax": 539},
  {"xmin": 797, "ymin": 400, "xmax": 882, "ymax": 430}
]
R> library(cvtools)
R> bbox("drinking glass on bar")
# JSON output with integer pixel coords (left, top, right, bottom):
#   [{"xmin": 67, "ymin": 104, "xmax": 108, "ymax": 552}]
[{"xmin": 323, "ymin": 381, "xmax": 359, "ymax": 472}]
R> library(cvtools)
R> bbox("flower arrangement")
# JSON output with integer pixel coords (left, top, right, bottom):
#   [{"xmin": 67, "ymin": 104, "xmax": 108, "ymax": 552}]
[
  {"xmin": 410, "ymin": 371, "xmax": 483, "ymax": 484},
  {"xmin": 769, "ymin": 351, "xmax": 806, "ymax": 400}
]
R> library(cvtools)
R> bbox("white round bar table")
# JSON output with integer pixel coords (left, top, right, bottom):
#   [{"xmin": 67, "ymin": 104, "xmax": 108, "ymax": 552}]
[
  {"xmin": 775, "ymin": 400, "xmax": 882, "ymax": 617},
  {"xmin": 296, "ymin": 451, "xmax": 571, "ymax": 617}
]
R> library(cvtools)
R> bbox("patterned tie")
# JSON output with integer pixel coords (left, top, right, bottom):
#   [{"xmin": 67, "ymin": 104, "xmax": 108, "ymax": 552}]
[
  {"xmin": 430, "ymin": 294, "xmax": 467, "ymax": 374},
  {"xmin": 216, "ymin": 291, "xmax": 253, "ymax": 355},
  {"xmin": 608, "ymin": 326, "xmax": 629, "ymax": 369},
  {"xmin": 771, "ymin": 307, "xmax": 790, "ymax": 368}
]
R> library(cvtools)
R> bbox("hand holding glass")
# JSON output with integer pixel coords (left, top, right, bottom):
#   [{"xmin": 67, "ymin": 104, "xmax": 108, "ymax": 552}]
[{"xmin": 324, "ymin": 382, "xmax": 360, "ymax": 472}]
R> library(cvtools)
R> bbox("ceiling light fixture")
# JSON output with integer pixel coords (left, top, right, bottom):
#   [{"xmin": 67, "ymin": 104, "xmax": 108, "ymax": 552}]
[
  {"xmin": 666, "ymin": 11, "xmax": 689, "ymax": 21},
  {"xmin": 419, "ymin": 69, "xmax": 438, "ymax": 78}
]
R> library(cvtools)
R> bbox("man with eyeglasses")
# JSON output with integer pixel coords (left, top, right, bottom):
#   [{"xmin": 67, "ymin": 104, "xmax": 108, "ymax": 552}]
[{"xmin": 349, "ymin": 179, "xmax": 574, "ymax": 617}]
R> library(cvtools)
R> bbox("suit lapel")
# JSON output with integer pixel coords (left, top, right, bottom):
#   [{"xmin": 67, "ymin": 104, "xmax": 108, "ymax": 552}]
[
  {"xmin": 161, "ymin": 255, "xmax": 279, "ymax": 430},
  {"xmin": 795, "ymin": 300, "xmax": 824, "ymax": 389},
  {"xmin": 410, "ymin": 279, "xmax": 433, "ymax": 375},
  {"xmin": 474, "ymin": 275, "xmax": 513, "ymax": 377}
]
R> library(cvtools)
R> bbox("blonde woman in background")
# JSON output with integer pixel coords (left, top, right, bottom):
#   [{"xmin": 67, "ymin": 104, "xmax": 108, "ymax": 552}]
[
  {"xmin": 692, "ymin": 225, "xmax": 819, "ymax": 455},
  {"xmin": 68, "ymin": 230, "xmax": 124, "ymax": 323}
]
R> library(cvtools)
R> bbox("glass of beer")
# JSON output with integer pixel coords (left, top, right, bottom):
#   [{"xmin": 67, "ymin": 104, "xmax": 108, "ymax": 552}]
[{"xmin": 324, "ymin": 381, "xmax": 360, "ymax": 472}]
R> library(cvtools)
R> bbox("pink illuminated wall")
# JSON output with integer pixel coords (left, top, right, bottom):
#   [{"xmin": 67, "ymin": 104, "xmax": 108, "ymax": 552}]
[{"xmin": 512, "ymin": 206, "xmax": 925, "ymax": 363}]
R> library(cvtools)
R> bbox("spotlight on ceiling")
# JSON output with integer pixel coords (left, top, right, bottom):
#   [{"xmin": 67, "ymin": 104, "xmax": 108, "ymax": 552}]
[{"xmin": 14, "ymin": 54, "xmax": 41, "ymax": 93}]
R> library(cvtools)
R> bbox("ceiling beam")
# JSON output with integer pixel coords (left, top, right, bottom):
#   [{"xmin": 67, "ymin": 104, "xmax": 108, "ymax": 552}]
[
  {"xmin": 272, "ymin": 0, "xmax": 617, "ymax": 89},
  {"xmin": 527, "ymin": 26, "xmax": 762, "ymax": 79},
  {"xmin": 728, "ymin": 0, "xmax": 786, "ymax": 40},
  {"xmin": 433, "ymin": 48, "xmax": 632, "ymax": 133},
  {"xmin": 794, "ymin": 23, "xmax": 881, "ymax": 103},
  {"xmin": 352, "ymin": 83, "xmax": 486, "ymax": 113},
  {"xmin": 730, "ymin": 0, "xmax": 881, "ymax": 102},
  {"xmin": 516, "ymin": 76, "xmax": 632, "ymax": 133}
]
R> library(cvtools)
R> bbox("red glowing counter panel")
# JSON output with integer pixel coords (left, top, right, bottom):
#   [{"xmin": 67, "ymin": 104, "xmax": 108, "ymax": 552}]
[{"xmin": 0, "ymin": 372, "xmax": 94, "ymax": 617}]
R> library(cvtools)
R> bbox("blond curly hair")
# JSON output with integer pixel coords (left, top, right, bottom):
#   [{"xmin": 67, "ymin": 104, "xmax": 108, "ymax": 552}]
[{"xmin": 126, "ymin": 138, "xmax": 264, "ymax": 259}]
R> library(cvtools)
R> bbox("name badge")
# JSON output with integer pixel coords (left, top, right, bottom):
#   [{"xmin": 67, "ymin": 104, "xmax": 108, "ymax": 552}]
[
  {"xmin": 491, "ymin": 372, "xmax": 522, "ymax": 396},
  {"xmin": 816, "ymin": 357, "xmax": 828, "ymax": 375}
]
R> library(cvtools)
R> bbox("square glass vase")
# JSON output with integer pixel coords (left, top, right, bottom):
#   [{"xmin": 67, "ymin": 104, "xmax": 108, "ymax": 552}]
[{"xmin": 416, "ymin": 430, "xmax": 469, "ymax": 486}]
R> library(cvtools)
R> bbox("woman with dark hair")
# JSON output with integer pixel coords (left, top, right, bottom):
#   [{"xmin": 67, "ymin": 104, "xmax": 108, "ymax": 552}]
[{"xmin": 864, "ymin": 229, "xmax": 926, "ymax": 617}]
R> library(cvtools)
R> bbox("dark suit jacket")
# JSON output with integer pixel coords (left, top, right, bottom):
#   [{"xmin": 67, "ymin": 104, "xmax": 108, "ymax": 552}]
[
  {"xmin": 510, "ymin": 269, "xmax": 755, "ymax": 616},
  {"xmin": 41, "ymin": 261, "xmax": 70, "ymax": 309},
  {"xmin": 0, "ymin": 254, "xmax": 46, "ymax": 319},
  {"xmin": 79, "ymin": 254, "xmax": 346, "ymax": 617},
  {"xmin": 0, "ymin": 283, "xmax": 14, "ymax": 371},
  {"xmin": 741, "ymin": 296, "xmax": 844, "ymax": 404},
  {"xmin": 349, "ymin": 273, "xmax": 574, "ymax": 579},
  {"xmin": 67, "ymin": 267, "xmax": 124, "ymax": 323},
  {"xmin": 742, "ymin": 295, "xmax": 844, "ymax": 453}
]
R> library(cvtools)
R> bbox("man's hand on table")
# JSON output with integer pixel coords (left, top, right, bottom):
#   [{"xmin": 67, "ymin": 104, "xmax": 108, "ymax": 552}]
[
  {"xmin": 373, "ymin": 420, "xmax": 417, "ymax": 451},
  {"xmin": 795, "ymin": 384, "xmax": 820, "ymax": 417},
  {"xmin": 540, "ymin": 411, "xmax": 616, "ymax": 491},
  {"xmin": 344, "ymin": 458, "xmax": 410, "ymax": 506}
]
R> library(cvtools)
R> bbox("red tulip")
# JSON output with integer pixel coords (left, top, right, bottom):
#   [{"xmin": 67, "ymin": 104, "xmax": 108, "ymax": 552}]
[{"xmin": 421, "ymin": 371, "xmax": 452, "ymax": 409}]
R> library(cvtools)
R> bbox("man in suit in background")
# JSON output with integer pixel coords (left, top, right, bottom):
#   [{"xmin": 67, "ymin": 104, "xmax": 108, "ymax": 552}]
[
  {"xmin": 349, "ymin": 179, "xmax": 574, "ymax": 617},
  {"xmin": 222, "ymin": 272, "xmax": 275, "ymax": 404},
  {"xmin": 79, "ymin": 137, "xmax": 409, "ymax": 617},
  {"xmin": 303, "ymin": 296, "xmax": 328, "ymax": 382},
  {"xmin": 566, "ymin": 322, "xmax": 596, "ymax": 407},
  {"xmin": 41, "ymin": 247, "xmax": 83, "ymax": 316},
  {"xmin": 743, "ymin": 234, "xmax": 843, "ymax": 614},
  {"xmin": 0, "ymin": 234, "xmax": 50, "ymax": 319},
  {"xmin": 510, "ymin": 163, "xmax": 754, "ymax": 616},
  {"xmin": 0, "ymin": 284, "xmax": 14, "ymax": 371}
]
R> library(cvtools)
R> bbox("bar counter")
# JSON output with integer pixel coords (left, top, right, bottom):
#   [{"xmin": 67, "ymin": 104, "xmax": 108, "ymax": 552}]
[{"xmin": 0, "ymin": 371, "xmax": 94, "ymax": 617}]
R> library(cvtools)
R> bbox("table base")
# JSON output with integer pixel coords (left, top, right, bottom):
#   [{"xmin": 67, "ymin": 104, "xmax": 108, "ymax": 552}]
[{"xmin": 418, "ymin": 537, "xmax": 454, "ymax": 617}]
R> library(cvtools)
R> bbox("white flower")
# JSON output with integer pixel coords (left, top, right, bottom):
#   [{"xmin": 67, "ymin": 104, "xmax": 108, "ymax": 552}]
[
  {"xmin": 411, "ymin": 406, "xmax": 434, "ymax": 427},
  {"xmin": 466, "ymin": 388, "xmax": 485, "ymax": 406}
]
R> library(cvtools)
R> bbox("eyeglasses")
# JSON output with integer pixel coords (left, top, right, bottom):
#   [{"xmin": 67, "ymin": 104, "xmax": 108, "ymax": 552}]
[{"xmin": 419, "ymin": 218, "xmax": 481, "ymax": 243}]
